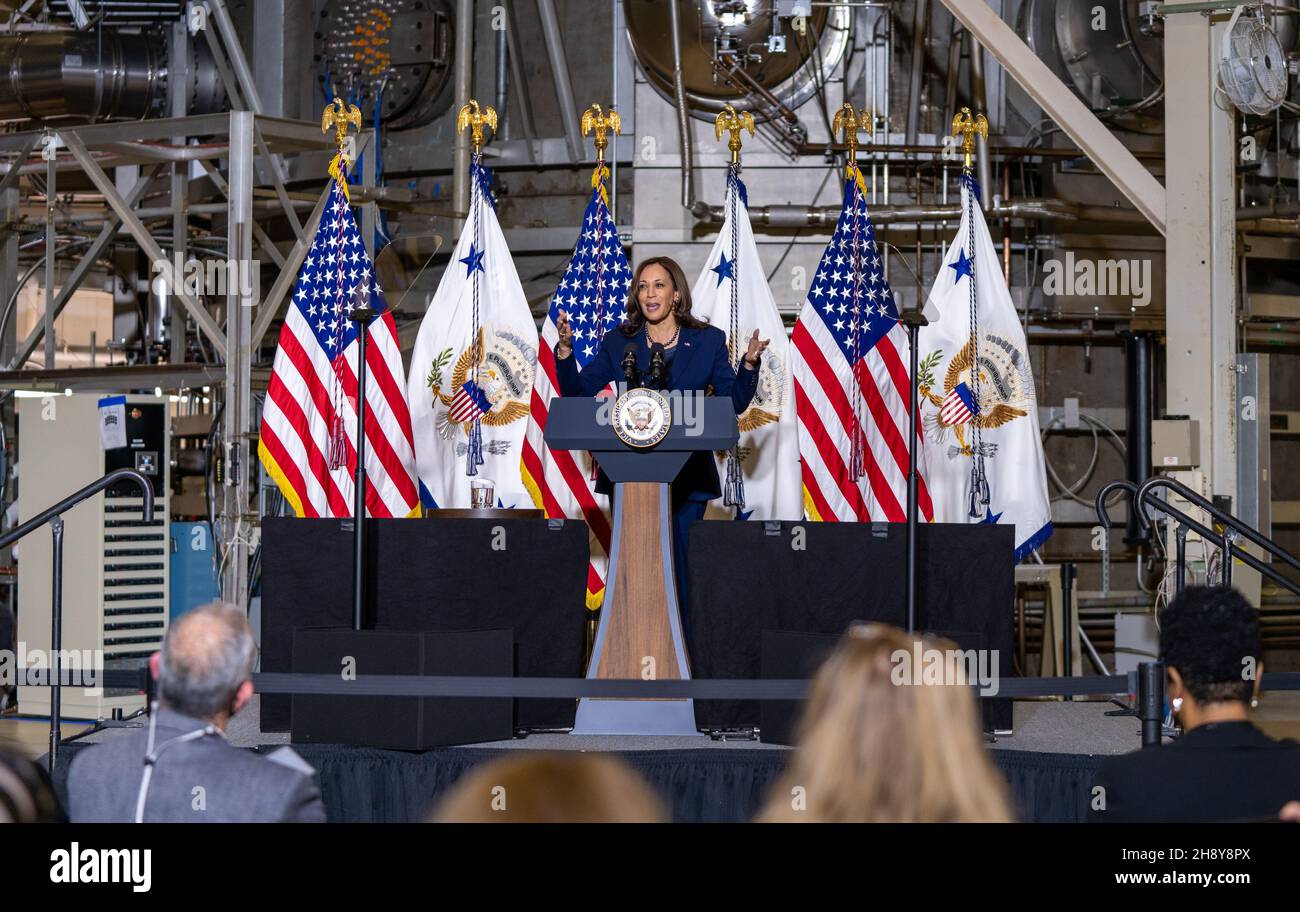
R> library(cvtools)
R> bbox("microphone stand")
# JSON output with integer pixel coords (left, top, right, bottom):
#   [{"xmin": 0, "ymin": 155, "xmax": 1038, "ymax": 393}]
[
  {"xmin": 899, "ymin": 308, "xmax": 929, "ymax": 634},
  {"xmin": 350, "ymin": 307, "xmax": 376, "ymax": 631}
]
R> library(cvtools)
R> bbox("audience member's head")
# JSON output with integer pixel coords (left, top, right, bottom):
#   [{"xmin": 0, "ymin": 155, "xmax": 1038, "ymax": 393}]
[
  {"xmin": 0, "ymin": 747, "xmax": 62, "ymax": 823},
  {"xmin": 151, "ymin": 602, "xmax": 256, "ymax": 729},
  {"xmin": 758, "ymin": 623, "xmax": 1012, "ymax": 823},
  {"xmin": 1160, "ymin": 586, "xmax": 1262, "ymax": 730},
  {"xmin": 430, "ymin": 753, "xmax": 667, "ymax": 823}
]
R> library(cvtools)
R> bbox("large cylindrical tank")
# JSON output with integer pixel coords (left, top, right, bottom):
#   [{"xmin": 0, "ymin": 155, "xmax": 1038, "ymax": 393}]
[
  {"xmin": 624, "ymin": 0, "xmax": 850, "ymax": 123},
  {"xmin": 1019, "ymin": 0, "xmax": 1297, "ymax": 111},
  {"xmin": 0, "ymin": 28, "xmax": 227, "ymax": 124},
  {"xmin": 0, "ymin": 30, "xmax": 165, "ymax": 123}
]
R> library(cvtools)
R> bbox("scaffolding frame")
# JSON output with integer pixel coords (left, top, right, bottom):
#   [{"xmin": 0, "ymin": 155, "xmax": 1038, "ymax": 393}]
[{"xmin": 0, "ymin": 111, "xmax": 375, "ymax": 606}]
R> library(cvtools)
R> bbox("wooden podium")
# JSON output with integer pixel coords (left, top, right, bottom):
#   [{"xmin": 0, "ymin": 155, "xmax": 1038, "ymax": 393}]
[{"xmin": 544, "ymin": 395, "xmax": 738, "ymax": 735}]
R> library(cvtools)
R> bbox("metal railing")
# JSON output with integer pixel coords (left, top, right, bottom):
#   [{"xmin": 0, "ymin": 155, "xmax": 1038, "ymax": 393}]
[
  {"xmin": 0, "ymin": 468, "xmax": 154, "ymax": 769},
  {"xmin": 1095, "ymin": 478, "xmax": 1300, "ymax": 598}
]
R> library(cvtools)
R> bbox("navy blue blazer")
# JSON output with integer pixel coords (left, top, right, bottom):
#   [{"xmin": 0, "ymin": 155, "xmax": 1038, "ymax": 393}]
[{"xmin": 556, "ymin": 323, "xmax": 759, "ymax": 500}]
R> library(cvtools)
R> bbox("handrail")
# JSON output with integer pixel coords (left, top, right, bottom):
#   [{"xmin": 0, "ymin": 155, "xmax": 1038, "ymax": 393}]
[
  {"xmin": 1094, "ymin": 476, "xmax": 1300, "ymax": 599},
  {"xmin": 0, "ymin": 468, "xmax": 154, "ymax": 771},
  {"xmin": 0, "ymin": 467, "xmax": 154, "ymax": 549},
  {"xmin": 1135, "ymin": 476, "xmax": 1300, "ymax": 576}
]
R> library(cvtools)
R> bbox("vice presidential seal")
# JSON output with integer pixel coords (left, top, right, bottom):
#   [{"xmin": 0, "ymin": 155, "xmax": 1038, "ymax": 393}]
[{"xmin": 612, "ymin": 387, "xmax": 671, "ymax": 449}]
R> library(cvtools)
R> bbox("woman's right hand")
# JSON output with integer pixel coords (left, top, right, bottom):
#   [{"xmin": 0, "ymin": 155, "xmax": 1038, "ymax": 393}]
[{"xmin": 555, "ymin": 309, "xmax": 574, "ymax": 360}]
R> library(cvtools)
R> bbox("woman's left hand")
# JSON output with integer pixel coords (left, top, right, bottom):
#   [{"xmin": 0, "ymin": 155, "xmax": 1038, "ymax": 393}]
[{"xmin": 743, "ymin": 329, "xmax": 769, "ymax": 369}]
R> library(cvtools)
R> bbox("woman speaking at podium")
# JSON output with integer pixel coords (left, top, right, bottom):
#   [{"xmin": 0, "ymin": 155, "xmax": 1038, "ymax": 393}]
[{"xmin": 554, "ymin": 256, "xmax": 768, "ymax": 629}]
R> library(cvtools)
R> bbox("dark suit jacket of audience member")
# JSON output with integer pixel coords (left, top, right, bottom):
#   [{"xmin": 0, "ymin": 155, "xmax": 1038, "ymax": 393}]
[
  {"xmin": 1089, "ymin": 721, "xmax": 1300, "ymax": 822},
  {"xmin": 67, "ymin": 708, "xmax": 326, "ymax": 823}
]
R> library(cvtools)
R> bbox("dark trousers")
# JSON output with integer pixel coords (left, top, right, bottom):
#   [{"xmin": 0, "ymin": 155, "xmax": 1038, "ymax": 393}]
[{"xmin": 670, "ymin": 494, "xmax": 707, "ymax": 636}]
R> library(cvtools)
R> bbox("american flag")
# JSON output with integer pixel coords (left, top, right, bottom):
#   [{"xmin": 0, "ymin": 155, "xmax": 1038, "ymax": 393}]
[
  {"xmin": 258, "ymin": 172, "xmax": 420, "ymax": 518},
  {"xmin": 791, "ymin": 166, "xmax": 934, "ymax": 523},
  {"xmin": 520, "ymin": 172, "xmax": 629, "ymax": 608}
]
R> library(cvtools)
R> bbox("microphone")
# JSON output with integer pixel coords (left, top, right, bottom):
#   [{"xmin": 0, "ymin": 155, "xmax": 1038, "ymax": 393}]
[
  {"xmin": 621, "ymin": 343, "xmax": 641, "ymax": 386},
  {"xmin": 648, "ymin": 343, "xmax": 667, "ymax": 388}
]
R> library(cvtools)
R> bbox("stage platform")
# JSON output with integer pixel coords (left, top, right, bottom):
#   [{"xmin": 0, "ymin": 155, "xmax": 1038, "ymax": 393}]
[{"xmin": 48, "ymin": 696, "xmax": 1154, "ymax": 823}]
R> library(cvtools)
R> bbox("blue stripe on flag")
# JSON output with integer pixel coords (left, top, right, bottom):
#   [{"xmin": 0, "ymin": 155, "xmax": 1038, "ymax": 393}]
[
  {"xmin": 1015, "ymin": 521, "xmax": 1054, "ymax": 563},
  {"xmin": 419, "ymin": 480, "xmax": 438, "ymax": 510}
]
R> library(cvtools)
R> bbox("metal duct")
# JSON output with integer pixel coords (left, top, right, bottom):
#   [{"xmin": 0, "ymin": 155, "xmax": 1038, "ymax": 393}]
[{"xmin": 0, "ymin": 31, "xmax": 165, "ymax": 123}]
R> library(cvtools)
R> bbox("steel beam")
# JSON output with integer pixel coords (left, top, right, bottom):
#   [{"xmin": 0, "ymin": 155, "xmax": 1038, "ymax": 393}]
[
  {"xmin": 940, "ymin": 0, "xmax": 1167, "ymax": 236},
  {"xmin": 61, "ymin": 131, "xmax": 228, "ymax": 358},
  {"xmin": 536, "ymin": 0, "xmax": 584, "ymax": 162},
  {"xmin": 0, "ymin": 135, "xmax": 38, "ymax": 198},
  {"xmin": 223, "ymin": 110, "xmax": 255, "ymax": 608},
  {"xmin": 196, "ymin": 158, "xmax": 286, "ymax": 269},
  {"xmin": 1164, "ymin": 7, "xmax": 1237, "ymax": 499},
  {"xmin": 0, "ymin": 115, "xmax": 235, "ymax": 152},
  {"xmin": 250, "ymin": 183, "xmax": 331, "ymax": 349},
  {"xmin": 253, "ymin": 123, "xmax": 304, "ymax": 238},
  {"xmin": 200, "ymin": 13, "xmax": 247, "ymax": 111},
  {"xmin": 43, "ymin": 134, "xmax": 55, "ymax": 369},
  {"xmin": 169, "ymin": 16, "xmax": 190, "ymax": 364},
  {"xmin": 10, "ymin": 166, "xmax": 162, "ymax": 370},
  {"xmin": 0, "ymin": 185, "xmax": 17, "ymax": 367},
  {"xmin": 209, "ymin": 0, "xmax": 265, "ymax": 115}
]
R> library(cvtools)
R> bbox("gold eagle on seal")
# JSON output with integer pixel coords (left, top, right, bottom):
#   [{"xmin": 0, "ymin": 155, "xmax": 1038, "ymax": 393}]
[
  {"xmin": 426, "ymin": 326, "xmax": 534, "ymax": 439},
  {"xmin": 918, "ymin": 332, "xmax": 1033, "ymax": 459}
]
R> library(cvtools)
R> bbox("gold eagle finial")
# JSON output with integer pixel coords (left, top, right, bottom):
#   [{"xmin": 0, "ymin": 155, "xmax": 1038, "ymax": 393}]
[
  {"xmin": 714, "ymin": 104, "xmax": 755, "ymax": 165},
  {"xmin": 831, "ymin": 102, "xmax": 870, "ymax": 163},
  {"xmin": 952, "ymin": 107, "xmax": 988, "ymax": 170},
  {"xmin": 580, "ymin": 104, "xmax": 622, "ymax": 160},
  {"xmin": 457, "ymin": 99, "xmax": 498, "ymax": 154},
  {"xmin": 321, "ymin": 97, "xmax": 362, "ymax": 156}
]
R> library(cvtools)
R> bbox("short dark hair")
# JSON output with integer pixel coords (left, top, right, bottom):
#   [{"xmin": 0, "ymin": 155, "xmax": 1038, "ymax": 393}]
[{"xmin": 1159, "ymin": 586, "xmax": 1260, "ymax": 705}]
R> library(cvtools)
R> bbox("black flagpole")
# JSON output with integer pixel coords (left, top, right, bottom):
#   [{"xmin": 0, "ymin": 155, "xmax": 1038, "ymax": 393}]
[
  {"xmin": 900, "ymin": 309, "xmax": 929, "ymax": 634},
  {"xmin": 350, "ymin": 306, "xmax": 376, "ymax": 630}
]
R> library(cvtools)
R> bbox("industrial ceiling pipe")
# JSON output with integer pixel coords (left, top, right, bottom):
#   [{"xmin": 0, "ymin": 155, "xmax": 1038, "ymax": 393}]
[
  {"xmin": 494, "ymin": 14, "xmax": 509, "ymax": 140},
  {"xmin": 967, "ymin": 30, "xmax": 992, "ymax": 208},
  {"xmin": 1123, "ymin": 332, "xmax": 1154, "ymax": 545},
  {"xmin": 668, "ymin": 0, "xmax": 695, "ymax": 211},
  {"xmin": 905, "ymin": 0, "xmax": 929, "ymax": 146},
  {"xmin": 452, "ymin": 0, "xmax": 473, "ymax": 225},
  {"xmin": 692, "ymin": 197, "xmax": 1152, "ymax": 228}
]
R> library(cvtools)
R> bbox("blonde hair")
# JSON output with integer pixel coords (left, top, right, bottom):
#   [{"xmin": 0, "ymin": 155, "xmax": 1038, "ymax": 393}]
[
  {"xmin": 758, "ymin": 624, "xmax": 1013, "ymax": 823},
  {"xmin": 430, "ymin": 753, "xmax": 667, "ymax": 823}
]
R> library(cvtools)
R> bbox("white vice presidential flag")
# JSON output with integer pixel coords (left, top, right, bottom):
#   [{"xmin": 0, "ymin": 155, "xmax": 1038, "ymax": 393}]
[
  {"xmin": 919, "ymin": 173, "xmax": 1052, "ymax": 560},
  {"xmin": 405, "ymin": 161, "xmax": 539, "ymax": 509},
  {"xmin": 691, "ymin": 171, "xmax": 802, "ymax": 521}
]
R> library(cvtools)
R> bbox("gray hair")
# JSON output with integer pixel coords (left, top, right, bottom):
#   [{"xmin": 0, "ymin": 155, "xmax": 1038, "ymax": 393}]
[{"xmin": 157, "ymin": 602, "xmax": 256, "ymax": 720}]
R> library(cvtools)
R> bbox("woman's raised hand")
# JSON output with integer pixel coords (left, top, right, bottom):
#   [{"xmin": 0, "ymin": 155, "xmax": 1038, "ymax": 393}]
[
  {"xmin": 556, "ymin": 310, "xmax": 574, "ymax": 360},
  {"xmin": 743, "ymin": 329, "xmax": 769, "ymax": 368}
]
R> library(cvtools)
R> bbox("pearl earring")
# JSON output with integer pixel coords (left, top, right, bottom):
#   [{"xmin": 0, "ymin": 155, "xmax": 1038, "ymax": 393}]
[
  {"xmin": 1251, "ymin": 697, "xmax": 1259, "ymax": 709},
  {"xmin": 1171, "ymin": 697, "xmax": 1183, "ymax": 713}
]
